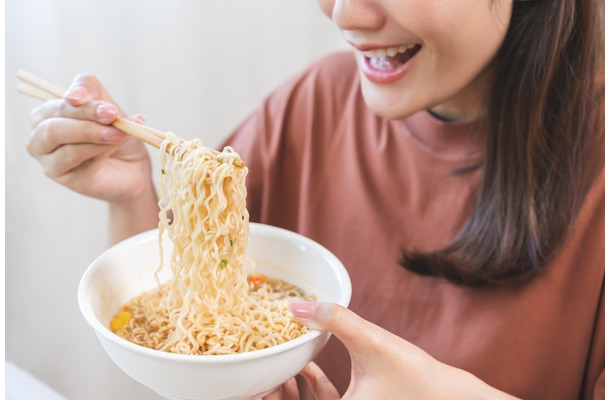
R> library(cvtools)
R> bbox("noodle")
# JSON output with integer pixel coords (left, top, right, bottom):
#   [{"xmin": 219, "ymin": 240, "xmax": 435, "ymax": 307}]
[{"xmin": 111, "ymin": 134, "xmax": 312, "ymax": 355}]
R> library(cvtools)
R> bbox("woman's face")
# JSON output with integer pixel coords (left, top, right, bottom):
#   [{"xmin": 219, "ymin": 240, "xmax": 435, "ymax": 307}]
[{"xmin": 318, "ymin": 0, "xmax": 513, "ymax": 121}]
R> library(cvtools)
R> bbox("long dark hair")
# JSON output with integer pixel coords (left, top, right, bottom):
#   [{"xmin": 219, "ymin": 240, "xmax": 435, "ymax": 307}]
[{"xmin": 401, "ymin": 0, "xmax": 604, "ymax": 286}]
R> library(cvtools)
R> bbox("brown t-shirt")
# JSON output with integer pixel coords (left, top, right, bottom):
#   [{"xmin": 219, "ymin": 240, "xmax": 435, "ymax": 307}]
[{"xmin": 222, "ymin": 52, "xmax": 604, "ymax": 399}]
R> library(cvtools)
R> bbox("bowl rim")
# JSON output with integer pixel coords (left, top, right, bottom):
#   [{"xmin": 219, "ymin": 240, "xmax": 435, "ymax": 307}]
[{"xmin": 78, "ymin": 222, "xmax": 351, "ymax": 363}]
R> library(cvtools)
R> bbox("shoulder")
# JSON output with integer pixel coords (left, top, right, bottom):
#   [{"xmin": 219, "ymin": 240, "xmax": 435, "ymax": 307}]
[
  {"xmin": 250, "ymin": 51, "xmax": 365, "ymax": 153},
  {"xmin": 222, "ymin": 51, "xmax": 364, "ymax": 166},
  {"xmin": 289, "ymin": 51, "xmax": 358, "ymax": 87},
  {"xmin": 264, "ymin": 51, "xmax": 360, "ymax": 112},
  {"xmin": 300, "ymin": 51, "xmax": 360, "ymax": 86}
]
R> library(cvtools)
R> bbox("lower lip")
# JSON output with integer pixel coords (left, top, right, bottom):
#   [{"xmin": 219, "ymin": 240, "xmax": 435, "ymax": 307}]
[{"xmin": 360, "ymin": 53, "xmax": 415, "ymax": 84}]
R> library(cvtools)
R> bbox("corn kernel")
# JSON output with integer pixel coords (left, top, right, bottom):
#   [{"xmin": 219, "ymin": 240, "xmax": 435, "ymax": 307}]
[{"xmin": 110, "ymin": 311, "xmax": 132, "ymax": 332}]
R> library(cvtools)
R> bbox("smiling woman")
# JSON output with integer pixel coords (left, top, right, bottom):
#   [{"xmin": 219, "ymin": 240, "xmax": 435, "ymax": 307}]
[{"xmin": 14, "ymin": 0, "xmax": 604, "ymax": 397}]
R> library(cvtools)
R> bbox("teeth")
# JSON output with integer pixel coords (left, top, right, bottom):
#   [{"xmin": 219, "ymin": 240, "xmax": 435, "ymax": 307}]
[{"xmin": 362, "ymin": 44, "xmax": 416, "ymax": 58}]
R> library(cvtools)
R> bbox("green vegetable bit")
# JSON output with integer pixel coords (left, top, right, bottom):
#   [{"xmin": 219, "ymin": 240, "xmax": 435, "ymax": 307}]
[{"xmin": 219, "ymin": 259, "xmax": 228, "ymax": 270}]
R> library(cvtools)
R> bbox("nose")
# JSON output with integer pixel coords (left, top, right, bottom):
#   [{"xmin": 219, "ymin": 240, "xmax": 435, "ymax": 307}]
[{"xmin": 329, "ymin": 0, "xmax": 386, "ymax": 31}]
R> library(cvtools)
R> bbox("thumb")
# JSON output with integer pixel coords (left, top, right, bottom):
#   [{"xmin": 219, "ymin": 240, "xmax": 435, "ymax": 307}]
[
  {"xmin": 290, "ymin": 301, "xmax": 378, "ymax": 353},
  {"xmin": 63, "ymin": 74, "xmax": 115, "ymax": 107}
]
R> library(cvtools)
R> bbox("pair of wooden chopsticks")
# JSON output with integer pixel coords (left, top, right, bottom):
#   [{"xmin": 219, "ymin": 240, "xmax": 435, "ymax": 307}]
[{"xmin": 16, "ymin": 70, "xmax": 176, "ymax": 150}]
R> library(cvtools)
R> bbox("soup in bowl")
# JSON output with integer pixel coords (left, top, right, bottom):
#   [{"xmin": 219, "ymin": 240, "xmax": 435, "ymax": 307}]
[{"xmin": 78, "ymin": 223, "xmax": 351, "ymax": 400}]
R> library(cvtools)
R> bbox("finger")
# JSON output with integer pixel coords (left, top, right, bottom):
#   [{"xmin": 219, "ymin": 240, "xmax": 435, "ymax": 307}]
[
  {"xmin": 30, "ymin": 99, "xmax": 119, "ymax": 128},
  {"xmin": 282, "ymin": 378, "xmax": 300, "ymax": 399},
  {"xmin": 128, "ymin": 113, "xmax": 146, "ymax": 125},
  {"xmin": 263, "ymin": 387, "xmax": 283, "ymax": 400},
  {"xmin": 35, "ymin": 142, "xmax": 116, "ymax": 180},
  {"xmin": 290, "ymin": 301, "xmax": 382, "ymax": 354},
  {"xmin": 263, "ymin": 378, "xmax": 300, "ymax": 400},
  {"xmin": 63, "ymin": 73, "xmax": 118, "ymax": 107},
  {"xmin": 299, "ymin": 362, "xmax": 340, "ymax": 399},
  {"xmin": 27, "ymin": 117, "xmax": 126, "ymax": 157}
]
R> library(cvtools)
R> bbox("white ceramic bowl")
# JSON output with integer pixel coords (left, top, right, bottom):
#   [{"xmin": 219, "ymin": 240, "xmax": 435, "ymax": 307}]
[{"xmin": 78, "ymin": 223, "xmax": 351, "ymax": 400}]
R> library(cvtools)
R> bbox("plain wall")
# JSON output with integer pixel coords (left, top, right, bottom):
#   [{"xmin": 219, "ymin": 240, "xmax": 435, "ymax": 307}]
[{"xmin": 5, "ymin": 1, "xmax": 348, "ymax": 398}]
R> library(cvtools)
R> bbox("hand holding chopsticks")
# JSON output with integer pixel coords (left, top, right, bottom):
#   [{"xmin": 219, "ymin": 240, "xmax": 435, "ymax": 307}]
[{"xmin": 17, "ymin": 70, "xmax": 179, "ymax": 150}]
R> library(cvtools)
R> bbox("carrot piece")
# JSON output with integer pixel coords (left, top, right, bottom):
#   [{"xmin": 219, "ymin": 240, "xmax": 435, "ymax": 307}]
[{"xmin": 247, "ymin": 274, "xmax": 267, "ymax": 287}]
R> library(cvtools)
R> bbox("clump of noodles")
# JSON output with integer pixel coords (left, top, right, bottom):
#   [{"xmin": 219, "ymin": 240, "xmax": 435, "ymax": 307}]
[{"xmin": 112, "ymin": 133, "xmax": 311, "ymax": 355}]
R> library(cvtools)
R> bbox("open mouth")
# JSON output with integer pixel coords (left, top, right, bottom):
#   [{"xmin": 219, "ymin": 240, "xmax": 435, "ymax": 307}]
[{"xmin": 361, "ymin": 44, "xmax": 422, "ymax": 70}]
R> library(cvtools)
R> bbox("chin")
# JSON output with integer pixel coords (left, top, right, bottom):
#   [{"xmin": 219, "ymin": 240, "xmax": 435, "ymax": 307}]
[
  {"xmin": 360, "ymin": 80, "xmax": 425, "ymax": 120},
  {"xmin": 362, "ymin": 91, "xmax": 420, "ymax": 120}
]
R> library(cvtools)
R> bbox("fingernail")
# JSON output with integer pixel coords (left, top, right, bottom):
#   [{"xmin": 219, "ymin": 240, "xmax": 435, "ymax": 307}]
[
  {"xmin": 96, "ymin": 104, "xmax": 118, "ymax": 122},
  {"xmin": 129, "ymin": 113, "xmax": 146, "ymax": 124},
  {"xmin": 289, "ymin": 301, "xmax": 318, "ymax": 319},
  {"xmin": 101, "ymin": 126, "xmax": 126, "ymax": 141},
  {"xmin": 64, "ymin": 86, "xmax": 89, "ymax": 102}
]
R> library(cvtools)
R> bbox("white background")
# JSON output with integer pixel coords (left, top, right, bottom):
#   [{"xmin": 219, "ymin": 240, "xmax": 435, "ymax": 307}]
[{"xmin": 5, "ymin": 1, "xmax": 348, "ymax": 398}]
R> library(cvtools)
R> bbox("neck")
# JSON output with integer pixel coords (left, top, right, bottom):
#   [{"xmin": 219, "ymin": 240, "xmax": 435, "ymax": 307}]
[
  {"xmin": 429, "ymin": 63, "xmax": 495, "ymax": 123},
  {"xmin": 427, "ymin": 108, "xmax": 475, "ymax": 122}
]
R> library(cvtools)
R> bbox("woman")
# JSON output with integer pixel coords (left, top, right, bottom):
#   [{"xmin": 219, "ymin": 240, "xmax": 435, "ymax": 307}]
[{"xmin": 27, "ymin": 0, "xmax": 604, "ymax": 398}]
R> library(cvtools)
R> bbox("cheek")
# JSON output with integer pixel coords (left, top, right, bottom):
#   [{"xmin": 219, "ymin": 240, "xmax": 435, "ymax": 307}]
[
  {"xmin": 424, "ymin": 7, "xmax": 511, "ymax": 83},
  {"xmin": 317, "ymin": 0, "xmax": 334, "ymax": 18}
]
